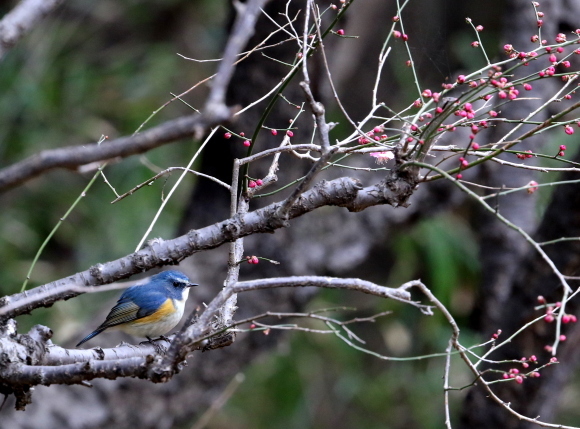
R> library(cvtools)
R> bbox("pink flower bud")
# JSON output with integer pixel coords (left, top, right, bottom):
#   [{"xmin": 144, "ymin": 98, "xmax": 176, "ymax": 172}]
[{"xmin": 527, "ymin": 180, "xmax": 539, "ymax": 194}]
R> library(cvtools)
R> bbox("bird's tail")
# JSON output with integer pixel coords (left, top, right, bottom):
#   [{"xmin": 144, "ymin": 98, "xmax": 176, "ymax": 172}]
[{"xmin": 76, "ymin": 327, "xmax": 106, "ymax": 347}]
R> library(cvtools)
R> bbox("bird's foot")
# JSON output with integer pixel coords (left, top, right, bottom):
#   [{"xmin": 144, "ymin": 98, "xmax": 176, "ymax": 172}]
[{"xmin": 140, "ymin": 336, "xmax": 170, "ymax": 354}]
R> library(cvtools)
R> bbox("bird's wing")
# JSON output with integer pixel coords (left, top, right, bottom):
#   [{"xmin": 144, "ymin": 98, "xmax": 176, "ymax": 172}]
[{"xmin": 98, "ymin": 288, "xmax": 167, "ymax": 329}]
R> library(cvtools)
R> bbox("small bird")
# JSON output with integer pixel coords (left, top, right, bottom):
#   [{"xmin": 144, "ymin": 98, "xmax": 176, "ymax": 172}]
[{"xmin": 76, "ymin": 270, "xmax": 198, "ymax": 348}]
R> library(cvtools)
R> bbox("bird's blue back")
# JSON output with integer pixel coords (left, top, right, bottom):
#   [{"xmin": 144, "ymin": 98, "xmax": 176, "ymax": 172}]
[{"xmin": 118, "ymin": 271, "xmax": 190, "ymax": 318}]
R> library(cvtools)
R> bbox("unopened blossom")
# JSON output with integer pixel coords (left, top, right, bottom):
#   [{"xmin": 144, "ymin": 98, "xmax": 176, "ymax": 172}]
[{"xmin": 527, "ymin": 180, "xmax": 539, "ymax": 194}]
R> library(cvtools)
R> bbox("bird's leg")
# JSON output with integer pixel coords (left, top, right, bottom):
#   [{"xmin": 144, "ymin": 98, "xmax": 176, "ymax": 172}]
[{"xmin": 140, "ymin": 336, "xmax": 168, "ymax": 354}]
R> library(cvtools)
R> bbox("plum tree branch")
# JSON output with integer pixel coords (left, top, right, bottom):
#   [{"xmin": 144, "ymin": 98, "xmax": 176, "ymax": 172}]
[
  {"xmin": 0, "ymin": 275, "xmax": 421, "ymax": 410},
  {"xmin": 0, "ymin": 0, "xmax": 270, "ymax": 194},
  {"xmin": 0, "ymin": 104, "xmax": 235, "ymax": 194},
  {"xmin": 0, "ymin": 0, "xmax": 63, "ymax": 60}
]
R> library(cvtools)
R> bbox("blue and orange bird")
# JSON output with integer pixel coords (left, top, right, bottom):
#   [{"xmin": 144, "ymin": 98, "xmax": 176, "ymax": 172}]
[{"xmin": 76, "ymin": 270, "xmax": 198, "ymax": 347}]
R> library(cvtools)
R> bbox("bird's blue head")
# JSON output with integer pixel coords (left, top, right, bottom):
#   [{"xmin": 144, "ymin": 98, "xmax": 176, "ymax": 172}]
[{"xmin": 153, "ymin": 270, "xmax": 198, "ymax": 299}]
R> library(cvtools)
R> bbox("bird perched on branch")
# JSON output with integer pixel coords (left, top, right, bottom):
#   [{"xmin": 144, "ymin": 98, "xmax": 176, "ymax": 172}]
[{"xmin": 76, "ymin": 270, "xmax": 198, "ymax": 348}]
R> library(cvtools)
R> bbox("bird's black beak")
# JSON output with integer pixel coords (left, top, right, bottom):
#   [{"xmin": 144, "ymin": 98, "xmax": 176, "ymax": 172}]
[{"xmin": 188, "ymin": 282, "xmax": 199, "ymax": 288}]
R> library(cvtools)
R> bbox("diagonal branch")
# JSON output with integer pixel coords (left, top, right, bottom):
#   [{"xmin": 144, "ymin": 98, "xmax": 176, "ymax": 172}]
[
  {"xmin": 0, "ymin": 112, "xmax": 233, "ymax": 193},
  {"xmin": 0, "ymin": 170, "xmax": 417, "ymax": 321},
  {"xmin": 0, "ymin": 0, "xmax": 63, "ymax": 60}
]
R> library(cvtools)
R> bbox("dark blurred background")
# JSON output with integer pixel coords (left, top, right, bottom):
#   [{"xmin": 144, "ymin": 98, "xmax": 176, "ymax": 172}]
[{"xmin": 2, "ymin": 0, "xmax": 580, "ymax": 428}]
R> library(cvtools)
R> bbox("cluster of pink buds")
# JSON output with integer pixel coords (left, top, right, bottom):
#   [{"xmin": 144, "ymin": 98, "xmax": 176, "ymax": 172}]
[
  {"xmin": 520, "ymin": 356, "xmax": 532, "ymax": 368},
  {"xmin": 392, "ymin": 30, "xmax": 409, "ymax": 41},
  {"xmin": 246, "ymin": 255, "xmax": 259, "ymax": 264},
  {"xmin": 516, "ymin": 150, "xmax": 533, "ymax": 160},
  {"xmin": 247, "ymin": 179, "xmax": 263, "ymax": 188},
  {"xmin": 541, "ymin": 299, "xmax": 577, "ymax": 324},
  {"xmin": 491, "ymin": 329, "xmax": 502, "ymax": 340},
  {"xmin": 555, "ymin": 33, "xmax": 567, "ymax": 43},
  {"xmin": 421, "ymin": 89, "xmax": 441, "ymax": 102},
  {"xmin": 538, "ymin": 66, "xmax": 555, "ymax": 77},
  {"xmin": 562, "ymin": 313, "xmax": 578, "ymax": 323},
  {"xmin": 557, "ymin": 144, "xmax": 566, "ymax": 156},
  {"xmin": 455, "ymin": 102, "xmax": 476, "ymax": 119},
  {"xmin": 501, "ymin": 368, "xmax": 523, "ymax": 384},
  {"xmin": 502, "ymin": 356, "xmax": 543, "ymax": 384},
  {"xmin": 358, "ymin": 126, "xmax": 388, "ymax": 144},
  {"xmin": 504, "ymin": 45, "xmax": 539, "ymax": 64},
  {"xmin": 224, "ymin": 130, "xmax": 252, "ymax": 147},
  {"xmin": 490, "ymin": 77, "xmax": 520, "ymax": 100},
  {"xmin": 543, "ymin": 302, "xmax": 558, "ymax": 323}
]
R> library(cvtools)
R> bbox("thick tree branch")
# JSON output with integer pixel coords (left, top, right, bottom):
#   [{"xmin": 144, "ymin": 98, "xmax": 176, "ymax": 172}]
[
  {"xmin": 0, "ymin": 0, "xmax": 63, "ymax": 60},
  {"xmin": 0, "ymin": 111, "xmax": 235, "ymax": 193},
  {"xmin": 0, "ymin": 275, "xmax": 419, "ymax": 410},
  {"xmin": 0, "ymin": 171, "xmax": 416, "ymax": 321}
]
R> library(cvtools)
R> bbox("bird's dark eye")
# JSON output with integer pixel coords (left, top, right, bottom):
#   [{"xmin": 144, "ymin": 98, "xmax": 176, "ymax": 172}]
[{"xmin": 173, "ymin": 280, "xmax": 182, "ymax": 287}]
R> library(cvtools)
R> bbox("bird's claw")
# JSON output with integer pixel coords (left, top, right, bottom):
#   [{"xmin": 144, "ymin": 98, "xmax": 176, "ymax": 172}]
[{"xmin": 140, "ymin": 336, "xmax": 170, "ymax": 354}]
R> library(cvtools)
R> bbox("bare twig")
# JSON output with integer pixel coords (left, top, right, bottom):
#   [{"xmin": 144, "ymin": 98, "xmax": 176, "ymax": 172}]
[{"xmin": 112, "ymin": 167, "xmax": 231, "ymax": 204}]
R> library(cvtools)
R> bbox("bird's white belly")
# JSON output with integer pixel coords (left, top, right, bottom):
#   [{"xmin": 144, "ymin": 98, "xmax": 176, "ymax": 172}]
[{"xmin": 120, "ymin": 293, "xmax": 188, "ymax": 338}]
